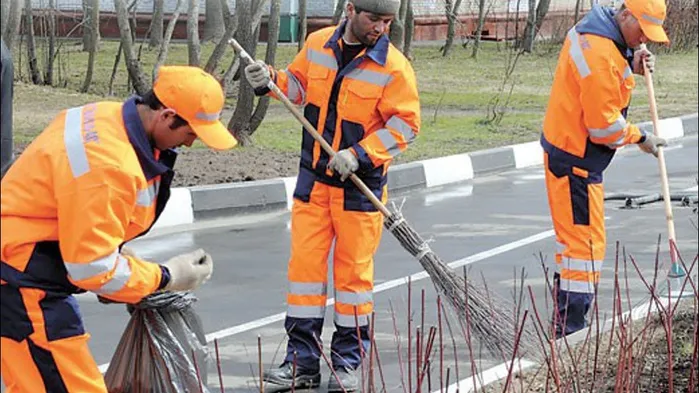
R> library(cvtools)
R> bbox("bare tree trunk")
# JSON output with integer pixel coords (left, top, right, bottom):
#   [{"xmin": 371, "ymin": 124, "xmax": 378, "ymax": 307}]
[
  {"xmin": 389, "ymin": 20, "xmax": 404, "ymax": 51},
  {"xmin": 403, "ymin": 0, "xmax": 414, "ymax": 60},
  {"xmin": 82, "ymin": 0, "xmax": 90, "ymax": 50},
  {"xmin": 332, "ymin": 0, "xmax": 347, "ymax": 25},
  {"xmin": 390, "ymin": 0, "xmax": 409, "ymax": 52},
  {"xmin": 203, "ymin": 0, "xmax": 225, "ymax": 42},
  {"xmin": 187, "ymin": 0, "xmax": 201, "ymax": 66},
  {"xmin": 220, "ymin": 0, "xmax": 231, "ymax": 30},
  {"xmin": 44, "ymin": 0, "xmax": 56, "ymax": 85},
  {"xmin": 81, "ymin": 0, "xmax": 100, "ymax": 52},
  {"xmin": 221, "ymin": 55, "xmax": 240, "ymax": 93},
  {"xmin": 3, "ymin": 0, "xmax": 23, "ymax": 49},
  {"xmin": 24, "ymin": 0, "xmax": 42, "ymax": 84},
  {"xmin": 1, "ymin": 1, "xmax": 11, "ymax": 37},
  {"xmin": 250, "ymin": 0, "xmax": 281, "ymax": 133},
  {"xmin": 574, "ymin": 0, "xmax": 583, "ymax": 24},
  {"xmin": 81, "ymin": 0, "xmax": 99, "ymax": 92},
  {"xmin": 228, "ymin": 0, "xmax": 256, "ymax": 146},
  {"xmin": 442, "ymin": 0, "xmax": 463, "ymax": 56},
  {"xmin": 154, "ymin": 0, "xmax": 183, "ymax": 79},
  {"xmin": 471, "ymin": 0, "xmax": 487, "ymax": 58},
  {"xmin": 522, "ymin": 0, "xmax": 537, "ymax": 52},
  {"xmin": 149, "ymin": 0, "xmax": 164, "ymax": 48},
  {"xmin": 204, "ymin": 8, "xmax": 238, "ymax": 73},
  {"xmin": 298, "ymin": 0, "xmax": 307, "ymax": 51},
  {"xmin": 251, "ymin": 0, "xmax": 268, "ymax": 35},
  {"xmin": 115, "ymin": 0, "xmax": 149, "ymax": 95},
  {"xmin": 205, "ymin": 0, "xmax": 267, "ymax": 74},
  {"xmin": 108, "ymin": 43, "xmax": 123, "ymax": 96},
  {"xmin": 520, "ymin": 0, "xmax": 551, "ymax": 52}
]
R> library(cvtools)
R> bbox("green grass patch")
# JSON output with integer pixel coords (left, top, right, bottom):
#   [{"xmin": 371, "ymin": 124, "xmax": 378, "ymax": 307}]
[{"xmin": 11, "ymin": 39, "xmax": 698, "ymax": 162}]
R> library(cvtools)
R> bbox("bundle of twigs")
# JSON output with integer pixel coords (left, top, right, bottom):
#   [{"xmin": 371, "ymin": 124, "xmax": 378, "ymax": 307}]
[
  {"xmin": 229, "ymin": 39, "xmax": 537, "ymax": 360},
  {"xmin": 384, "ymin": 203, "xmax": 537, "ymax": 358}
]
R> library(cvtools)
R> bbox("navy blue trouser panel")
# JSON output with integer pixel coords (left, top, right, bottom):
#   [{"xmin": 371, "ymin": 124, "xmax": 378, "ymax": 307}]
[
  {"xmin": 330, "ymin": 324, "xmax": 370, "ymax": 370},
  {"xmin": 284, "ymin": 316, "xmax": 324, "ymax": 372},
  {"xmin": 553, "ymin": 273, "xmax": 594, "ymax": 338}
]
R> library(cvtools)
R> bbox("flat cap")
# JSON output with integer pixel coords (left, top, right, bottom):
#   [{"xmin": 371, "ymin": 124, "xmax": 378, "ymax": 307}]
[{"xmin": 350, "ymin": 0, "xmax": 401, "ymax": 15}]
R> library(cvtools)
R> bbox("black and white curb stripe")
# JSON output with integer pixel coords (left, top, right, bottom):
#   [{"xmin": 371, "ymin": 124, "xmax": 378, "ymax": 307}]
[{"xmin": 153, "ymin": 113, "xmax": 698, "ymax": 230}]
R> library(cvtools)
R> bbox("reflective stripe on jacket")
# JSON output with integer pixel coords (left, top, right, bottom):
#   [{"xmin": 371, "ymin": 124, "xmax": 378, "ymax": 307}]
[
  {"xmin": 1, "ymin": 98, "xmax": 174, "ymax": 302},
  {"xmin": 269, "ymin": 22, "xmax": 421, "ymax": 211}
]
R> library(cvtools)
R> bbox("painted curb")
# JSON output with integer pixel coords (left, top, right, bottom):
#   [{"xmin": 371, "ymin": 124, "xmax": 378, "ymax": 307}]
[
  {"xmin": 189, "ymin": 178, "xmax": 288, "ymax": 220},
  {"xmin": 155, "ymin": 113, "xmax": 698, "ymax": 228}
]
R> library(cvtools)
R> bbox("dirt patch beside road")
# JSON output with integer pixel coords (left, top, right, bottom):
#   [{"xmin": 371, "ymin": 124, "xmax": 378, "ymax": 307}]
[
  {"xmin": 11, "ymin": 144, "xmax": 300, "ymax": 188},
  {"xmin": 172, "ymin": 147, "xmax": 300, "ymax": 187}
]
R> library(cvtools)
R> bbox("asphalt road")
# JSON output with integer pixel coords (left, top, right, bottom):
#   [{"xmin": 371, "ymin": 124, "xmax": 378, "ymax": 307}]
[{"xmin": 5, "ymin": 137, "xmax": 697, "ymax": 392}]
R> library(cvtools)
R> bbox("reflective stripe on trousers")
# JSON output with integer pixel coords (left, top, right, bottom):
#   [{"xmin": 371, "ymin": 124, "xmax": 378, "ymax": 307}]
[
  {"xmin": 284, "ymin": 182, "xmax": 382, "ymax": 370},
  {"xmin": 544, "ymin": 152, "xmax": 606, "ymax": 295}
]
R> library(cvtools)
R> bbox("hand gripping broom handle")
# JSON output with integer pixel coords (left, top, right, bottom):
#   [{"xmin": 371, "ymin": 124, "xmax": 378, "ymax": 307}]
[
  {"xmin": 228, "ymin": 38, "xmax": 392, "ymax": 217},
  {"xmin": 640, "ymin": 44, "xmax": 677, "ymax": 262}
]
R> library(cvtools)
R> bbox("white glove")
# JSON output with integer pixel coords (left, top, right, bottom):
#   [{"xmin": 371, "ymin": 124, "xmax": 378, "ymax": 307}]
[
  {"xmin": 162, "ymin": 249, "xmax": 213, "ymax": 292},
  {"xmin": 638, "ymin": 133, "xmax": 667, "ymax": 157},
  {"xmin": 244, "ymin": 60, "xmax": 271, "ymax": 89},
  {"xmin": 328, "ymin": 149, "xmax": 359, "ymax": 181},
  {"xmin": 120, "ymin": 246, "xmax": 137, "ymax": 258},
  {"xmin": 633, "ymin": 47, "xmax": 655, "ymax": 75}
]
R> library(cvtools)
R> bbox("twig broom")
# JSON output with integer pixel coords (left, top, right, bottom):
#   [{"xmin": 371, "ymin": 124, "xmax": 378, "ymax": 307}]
[{"xmin": 228, "ymin": 39, "xmax": 533, "ymax": 358}]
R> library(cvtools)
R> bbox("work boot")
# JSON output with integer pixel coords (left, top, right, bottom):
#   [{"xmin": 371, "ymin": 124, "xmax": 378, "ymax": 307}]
[
  {"xmin": 262, "ymin": 362, "xmax": 320, "ymax": 391},
  {"xmin": 327, "ymin": 366, "xmax": 359, "ymax": 392}
]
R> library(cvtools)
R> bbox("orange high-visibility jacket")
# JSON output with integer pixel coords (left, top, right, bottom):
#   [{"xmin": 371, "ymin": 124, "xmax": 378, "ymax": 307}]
[
  {"xmin": 262, "ymin": 23, "xmax": 421, "ymax": 211},
  {"xmin": 1, "ymin": 99, "xmax": 174, "ymax": 303},
  {"xmin": 542, "ymin": 8, "xmax": 646, "ymax": 172}
]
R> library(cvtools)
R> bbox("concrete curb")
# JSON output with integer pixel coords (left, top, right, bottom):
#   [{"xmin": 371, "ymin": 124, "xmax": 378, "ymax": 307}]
[{"xmin": 156, "ymin": 113, "xmax": 698, "ymax": 228}]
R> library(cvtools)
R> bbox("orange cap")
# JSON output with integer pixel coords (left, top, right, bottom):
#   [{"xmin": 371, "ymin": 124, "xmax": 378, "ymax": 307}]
[
  {"xmin": 624, "ymin": 0, "xmax": 669, "ymax": 43},
  {"xmin": 153, "ymin": 66, "xmax": 237, "ymax": 150}
]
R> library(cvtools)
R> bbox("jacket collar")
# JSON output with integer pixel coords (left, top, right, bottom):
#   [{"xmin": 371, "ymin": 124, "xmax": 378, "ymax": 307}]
[
  {"xmin": 576, "ymin": 5, "xmax": 632, "ymax": 60},
  {"xmin": 324, "ymin": 20, "xmax": 389, "ymax": 67},
  {"xmin": 122, "ymin": 96, "xmax": 173, "ymax": 180}
]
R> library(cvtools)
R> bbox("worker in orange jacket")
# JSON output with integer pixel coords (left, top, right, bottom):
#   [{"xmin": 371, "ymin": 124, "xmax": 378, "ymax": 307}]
[
  {"xmin": 542, "ymin": 0, "xmax": 668, "ymax": 337},
  {"xmin": 0, "ymin": 66, "xmax": 236, "ymax": 392},
  {"xmin": 244, "ymin": 0, "xmax": 419, "ymax": 390}
]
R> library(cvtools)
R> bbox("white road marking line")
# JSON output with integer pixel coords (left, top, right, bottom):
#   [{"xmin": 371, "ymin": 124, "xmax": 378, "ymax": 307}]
[
  {"xmin": 98, "ymin": 229, "xmax": 556, "ymax": 373},
  {"xmin": 436, "ymin": 359, "xmax": 537, "ymax": 393}
]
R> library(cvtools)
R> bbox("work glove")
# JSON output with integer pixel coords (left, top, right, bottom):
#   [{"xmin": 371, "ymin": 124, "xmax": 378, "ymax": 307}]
[
  {"xmin": 633, "ymin": 47, "xmax": 655, "ymax": 75},
  {"xmin": 244, "ymin": 60, "xmax": 272, "ymax": 89},
  {"xmin": 638, "ymin": 133, "xmax": 667, "ymax": 157},
  {"xmin": 328, "ymin": 149, "xmax": 359, "ymax": 181},
  {"xmin": 120, "ymin": 245, "xmax": 137, "ymax": 258},
  {"xmin": 162, "ymin": 249, "xmax": 213, "ymax": 292}
]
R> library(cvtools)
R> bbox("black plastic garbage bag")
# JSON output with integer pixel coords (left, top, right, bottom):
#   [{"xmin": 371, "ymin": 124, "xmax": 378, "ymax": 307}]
[{"xmin": 104, "ymin": 291, "xmax": 210, "ymax": 393}]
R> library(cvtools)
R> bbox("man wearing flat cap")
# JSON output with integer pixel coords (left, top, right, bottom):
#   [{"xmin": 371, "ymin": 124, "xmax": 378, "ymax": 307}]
[{"xmin": 245, "ymin": 0, "xmax": 420, "ymax": 391}]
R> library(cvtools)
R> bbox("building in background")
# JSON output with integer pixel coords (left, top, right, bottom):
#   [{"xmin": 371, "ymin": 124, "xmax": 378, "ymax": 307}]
[{"xmin": 24, "ymin": 0, "xmax": 610, "ymax": 43}]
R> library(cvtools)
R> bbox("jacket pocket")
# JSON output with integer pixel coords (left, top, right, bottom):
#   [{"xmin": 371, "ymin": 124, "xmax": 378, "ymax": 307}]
[{"xmin": 341, "ymin": 80, "xmax": 382, "ymax": 123}]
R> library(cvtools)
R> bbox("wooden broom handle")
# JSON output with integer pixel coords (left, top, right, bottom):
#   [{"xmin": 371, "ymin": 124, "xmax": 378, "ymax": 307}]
[
  {"xmin": 640, "ymin": 44, "xmax": 677, "ymax": 261},
  {"xmin": 228, "ymin": 39, "xmax": 392, "ymax": 217}
]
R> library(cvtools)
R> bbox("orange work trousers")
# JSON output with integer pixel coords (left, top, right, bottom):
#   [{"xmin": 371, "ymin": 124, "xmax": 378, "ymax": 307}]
[
  {"xmin": 1, "ymin": 284, "xmax": 107, "ymax": 393},
  {"xmin": 284, "ymin": 181, "xmax": 384, "ymax": 370},
  {"xmin": 544, "ymin": 153, "xmax": 605, "ymax": 335}
]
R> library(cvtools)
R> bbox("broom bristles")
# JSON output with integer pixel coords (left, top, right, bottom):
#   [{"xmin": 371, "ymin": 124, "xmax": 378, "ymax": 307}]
[{"xmin": 383, "ymin": 203, "xmax": 538, "ymax": 359}]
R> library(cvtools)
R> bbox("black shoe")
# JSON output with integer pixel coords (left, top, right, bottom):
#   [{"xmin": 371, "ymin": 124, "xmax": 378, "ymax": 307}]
[
  {"xmin": 262, "ymin": 362, "xmax": 321, "ymax": 391},
  {"xmin": 327, "ymin": 366, "xmax": 358, "ymax": 392}
]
